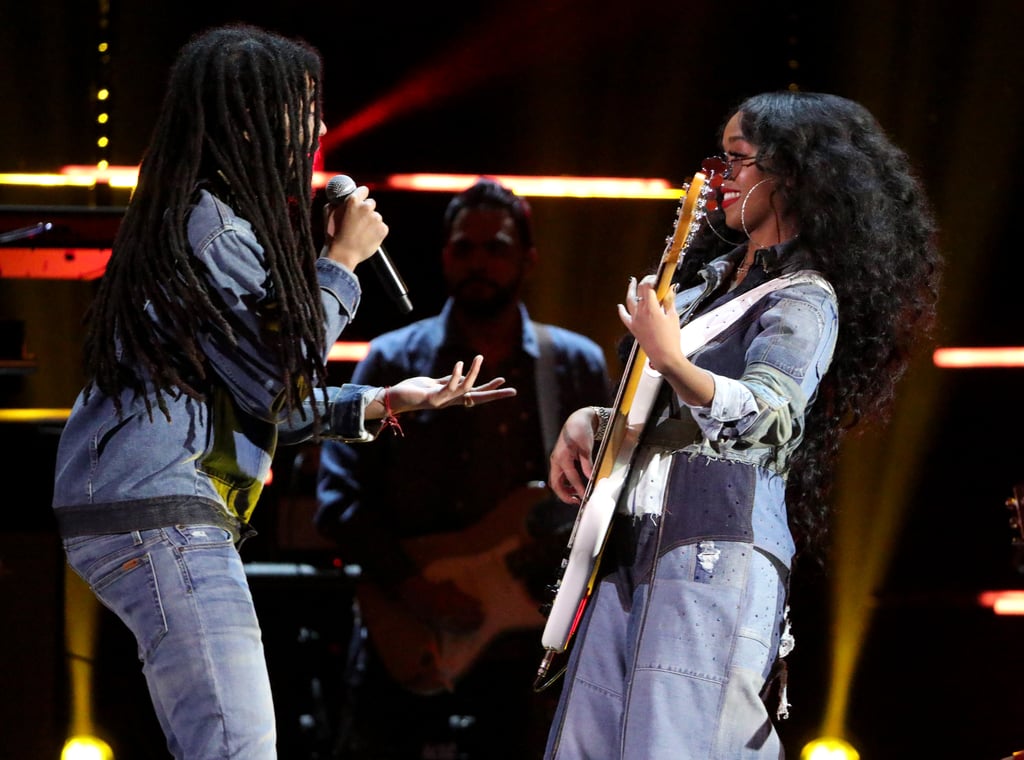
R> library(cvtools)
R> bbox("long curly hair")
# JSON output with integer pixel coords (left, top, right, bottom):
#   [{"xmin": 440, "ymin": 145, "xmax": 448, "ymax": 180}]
[
  {"xmin": 678, "ymin": 91, "xmax": 941, "ymax": 556},
  {"xmin": 83, "ymin": 24, "xmax": 326, "ymax": 421}
]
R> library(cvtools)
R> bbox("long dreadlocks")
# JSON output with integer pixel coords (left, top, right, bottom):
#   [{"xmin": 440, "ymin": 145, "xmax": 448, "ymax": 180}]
[
  {"xmin": 677, "ymin": 91, "xmax": 942, "ymax": 557},
  {"xmin": 83, "ymin": 24, "xmax": 327, "ymax": 422}
]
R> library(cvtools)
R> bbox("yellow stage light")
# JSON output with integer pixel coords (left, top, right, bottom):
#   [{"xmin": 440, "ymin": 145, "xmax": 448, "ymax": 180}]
[
  {"xmin": 801, "ymin": 737, "xmax": 860, "ymax": 760},
  {"xmin": 61, "ymin": 736, "xmax": 113, "ymax": 760}
]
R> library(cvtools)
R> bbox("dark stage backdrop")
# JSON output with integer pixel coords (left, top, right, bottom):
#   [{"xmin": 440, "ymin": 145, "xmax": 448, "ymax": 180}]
[{"xmin": 1, "ymin": 1, "xmax": 1023, "ymax": 758}]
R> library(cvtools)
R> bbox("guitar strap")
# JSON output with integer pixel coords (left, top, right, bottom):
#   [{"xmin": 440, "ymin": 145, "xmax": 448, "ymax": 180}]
[
  {"xmin": 621, "ymin": 270, "xmax": 835, "ymax": 436},
  {"xmin": 532, "ymin": 272, "xmax": 833, "ymax": 457},
  {"xmin": 533, "ymin": 323, "xmax": 560, "ymax": 459},
  {"xmin": 534, "ymin": 269, "xmax": 835, "ymax": 669},
  {"xmin": 678, "ymin": 269, "xmax": 834, "ymax": 356}
]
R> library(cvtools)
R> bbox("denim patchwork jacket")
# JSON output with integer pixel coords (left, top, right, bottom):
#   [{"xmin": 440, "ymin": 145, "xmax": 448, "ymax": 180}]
[
  {"xmin": 630, "ymin": 241, "xmax": 839, "ymax": 568},
  {"xmin": 681, "ymin": 244, "xmax": 838, "ymax": 471},
  {"xmin": 53, "ymin": 190, "xmax": 378, "ymax": 540}
]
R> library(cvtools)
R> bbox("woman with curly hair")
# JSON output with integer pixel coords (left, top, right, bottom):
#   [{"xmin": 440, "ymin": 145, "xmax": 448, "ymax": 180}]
[
  {"xmin": 544, "ymin": 91, "xmax": 940, "ymax": 759},
  {"xmin": 51, "ymin": 24, "xmax": 514, "ymax": 759}
]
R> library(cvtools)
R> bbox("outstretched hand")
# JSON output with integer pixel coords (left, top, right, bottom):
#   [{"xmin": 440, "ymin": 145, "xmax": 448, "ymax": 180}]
[{"xmin": 384, "ymin": 354, "xmax": 517, "ymax": 414}]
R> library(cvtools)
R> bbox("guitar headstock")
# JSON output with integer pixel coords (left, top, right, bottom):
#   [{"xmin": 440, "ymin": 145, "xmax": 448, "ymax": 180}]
[{"xmin": 660, "ymin": 172, "xmax": 713, "ymax": 276}]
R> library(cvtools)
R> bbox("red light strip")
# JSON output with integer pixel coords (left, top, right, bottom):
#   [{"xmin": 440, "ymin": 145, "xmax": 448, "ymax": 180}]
[
  {"xmin": 382, "ymin": 173, "xmax": 680, "ymax": 199},
  {"xmin": 978, "ymin": 590, "xmax": 1024, "ymax": 615},
  {"xmin": 2, "ymin": 170, "xmax": 682, "ymax": 282},
  {"xmin": 933, "ymin": 347, "xmax": 1024, "ymax": 368},
  {"xmin": 0, "ymin": 248, "xmax": 111, "ymax": 279},
  {"xmin": 2, "ymin": 167, "xmax": 681, "ymax": 200}
]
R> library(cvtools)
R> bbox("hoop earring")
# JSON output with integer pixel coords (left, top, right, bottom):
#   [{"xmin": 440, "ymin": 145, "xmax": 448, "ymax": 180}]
[
  {"xmin": 705, "ymin": 212, "xmax": 746, "ymax": 247},
  {"xmin": 740, "ymin": 179, "xmax": 773, "ymax": 239}
]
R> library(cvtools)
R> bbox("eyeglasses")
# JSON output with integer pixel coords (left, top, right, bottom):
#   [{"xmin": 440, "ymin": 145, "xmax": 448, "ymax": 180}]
[{"xmin": 701, "ymin": 152, "xmax": 760, "ymax": 181}]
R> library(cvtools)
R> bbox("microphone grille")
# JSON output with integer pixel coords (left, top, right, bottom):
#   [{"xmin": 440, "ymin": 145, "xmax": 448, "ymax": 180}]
[{"xmin": 325, "ymin": 174, "xmax": 357, "ymax": 203}]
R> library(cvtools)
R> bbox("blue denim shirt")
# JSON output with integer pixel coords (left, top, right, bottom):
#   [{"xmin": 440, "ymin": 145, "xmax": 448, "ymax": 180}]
[
  {"xmin": 629, "ymin": 242, "xmax": 838, "ymax": 568},
  {"xmin": 53, "ymin": 190, "xmax": 379, "ymax": 538},
  {"xmin": 315, "ymin": 297, "xmax": 612, "ymax": 586}
]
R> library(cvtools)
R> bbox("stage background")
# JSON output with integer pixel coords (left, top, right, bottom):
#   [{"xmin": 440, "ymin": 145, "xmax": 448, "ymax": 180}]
[{"xmin": 2, "ymin": 1, "xmax": 1023, "ymax": 758}]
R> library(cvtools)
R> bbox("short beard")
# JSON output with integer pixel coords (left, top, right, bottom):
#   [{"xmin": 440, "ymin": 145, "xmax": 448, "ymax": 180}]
[{"xmin": 452, "ymin": 280, "xmax": 518, "ymax": 319}]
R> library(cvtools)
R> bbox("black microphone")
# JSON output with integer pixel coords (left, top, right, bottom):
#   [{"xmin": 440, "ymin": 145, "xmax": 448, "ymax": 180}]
[{"xmin": 324, "ymin": 174, "xmax": 413, "ymax": 314}]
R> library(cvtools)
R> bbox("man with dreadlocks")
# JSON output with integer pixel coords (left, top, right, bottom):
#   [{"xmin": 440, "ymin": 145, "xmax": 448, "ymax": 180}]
[
  {"xmin": 542, "ymin": 91, "xmax": 941, "ymax": 759},
  {"xmin": 51, "ymin": 24, "xmax": 514, "ymax": 760}
]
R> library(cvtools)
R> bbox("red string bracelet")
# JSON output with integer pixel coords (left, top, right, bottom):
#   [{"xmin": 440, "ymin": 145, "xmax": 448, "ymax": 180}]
[{"xmin": 379, "ymin": 386, "xmax": 404, "ymax": 437}]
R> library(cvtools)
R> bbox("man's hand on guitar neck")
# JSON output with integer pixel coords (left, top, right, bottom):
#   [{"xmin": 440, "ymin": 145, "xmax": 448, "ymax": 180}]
[{"xmin": 397, "ymin": 574, "xmax": 485, "ymax": 633}]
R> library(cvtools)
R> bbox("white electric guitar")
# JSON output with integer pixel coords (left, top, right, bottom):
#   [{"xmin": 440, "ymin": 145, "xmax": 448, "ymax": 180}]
[{"xmin": 533, "ymin": 172, "xmax": 712, "ymax": 688}]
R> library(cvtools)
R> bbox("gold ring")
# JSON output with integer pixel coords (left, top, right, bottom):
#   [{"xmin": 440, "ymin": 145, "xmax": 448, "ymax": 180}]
[{"xmin": 464, "ymin": 395, "xmax": 474, "ymax": 408}]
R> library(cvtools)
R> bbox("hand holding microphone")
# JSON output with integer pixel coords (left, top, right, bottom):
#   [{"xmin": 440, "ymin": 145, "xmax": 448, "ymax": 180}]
[
  {"xmin": 325, "ymin": 174, "xmax": 413, "ymax": 314},
  {"xmin": 321, "ymin": 177, "xmax": 386, "ymax": 269}
]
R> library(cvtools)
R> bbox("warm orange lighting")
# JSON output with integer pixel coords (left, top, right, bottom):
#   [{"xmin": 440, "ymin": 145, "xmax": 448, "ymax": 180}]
[
  {"xmin": 382, "ymin": 173, "xmax": 680, "ymax": 199},
  {"xmin": 0, "ymin": 172, "xmax": 99, "ymax": 188},
  {"xmin": 328, "ymin": 341, "xmax": 370, "ymax": 362},
  {"xmin": 59, "ymin": 165, "xmax": 137, "ymax": 188},
  {"xmin": 933, "ymin": 347, "xmax": 1024, "ymax": 368},
  {"xmin": 2, "ymin": 167, "xmax": 684, "ymax": 200},
  {"xmin": 0, "ymin": 408, "xmax": 72, "ymax": 423},
  {"xmin": 978, "ymin": 590, "xmax": 1024, "ymax": 615},
  {"xmin": 0, "ymin": 248, "xmax": 111, "ymax": 279}
]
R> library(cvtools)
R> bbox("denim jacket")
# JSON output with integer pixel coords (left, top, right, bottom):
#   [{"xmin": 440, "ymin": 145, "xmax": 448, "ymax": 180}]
[
  {"xmin": 680, "ymin": 246, "xmax": 838, "ymax": 471},
  {"xmin": 626, "ymin": 241, "xmax": 838, "ymax": 568},
  {"xmin": 315, "ymin": 297, "xmax": 611, "ymax": 587},
  {"xmin": 53, "ymin": 190, "xmax": 378, "ymax": 540}
]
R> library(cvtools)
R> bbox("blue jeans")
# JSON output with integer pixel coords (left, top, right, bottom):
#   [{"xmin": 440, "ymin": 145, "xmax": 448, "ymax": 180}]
[
  {"xmin": 544, "ymin": 528, "xmax": 786, "ymax": 759},
  {"xmin": 63, "ymin": 526, "xmax": 276, "ymax": 759}
]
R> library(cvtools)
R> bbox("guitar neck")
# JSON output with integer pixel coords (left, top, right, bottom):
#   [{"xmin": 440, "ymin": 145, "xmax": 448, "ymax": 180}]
[
  {"xmin": 585, "ymin": 181, "xmax": 703, "ymax": 495},
  {"xmin": 535, "ymin": 173, "xmax": 709, "ymax": 671}
]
